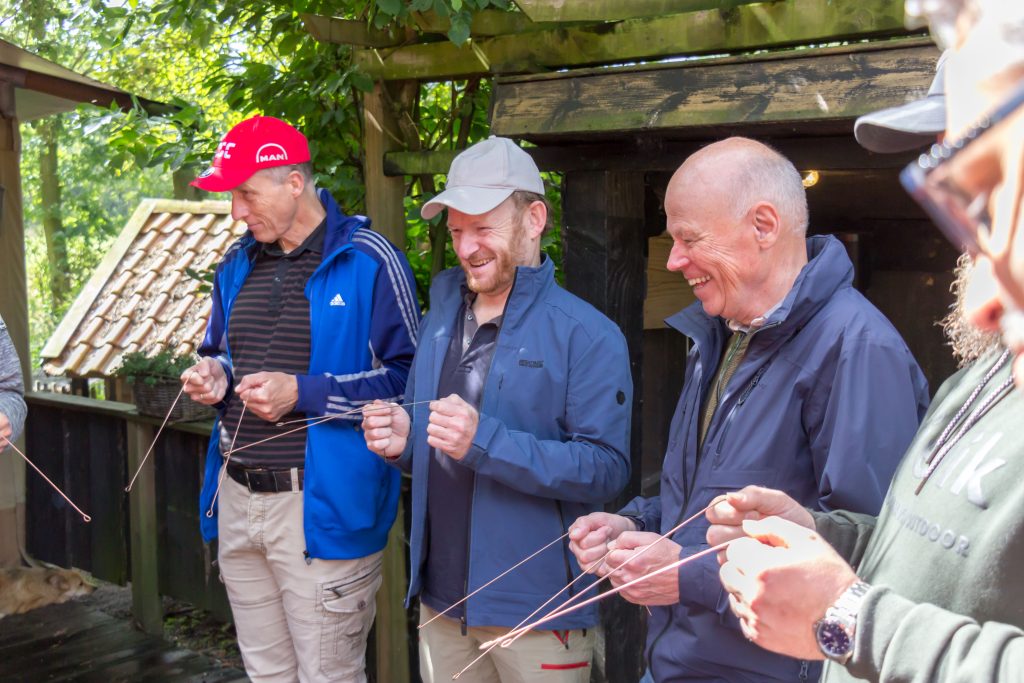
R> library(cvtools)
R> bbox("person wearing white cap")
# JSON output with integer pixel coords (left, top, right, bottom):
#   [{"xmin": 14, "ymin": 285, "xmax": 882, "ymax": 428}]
[{"xmin": 362, "ymin": 136, "xmax": 633, "ymax": 682}]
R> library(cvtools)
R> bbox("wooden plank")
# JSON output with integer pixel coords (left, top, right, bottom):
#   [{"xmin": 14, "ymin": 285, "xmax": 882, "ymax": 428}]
[
  {"xmin": 563, "ymin": 170, "xmax": 647, "ymax": 682},
  {"xmin": 302, "ymin": 14, "xmax": 409, "ymax": 48},
  {"xmin": 384, "ymin": 137, "xmax": 919, "ymax": 176},
  {"xmin": 87, "ymin": 415, "xmax": 129, "ymax": 585},
  {"xmin": 24, "ymin": 405, "xmax": 70, "ymax": 567},
  {"xmin": 645, "ymin": 234, "xmax": 698, "ymax": 329},
  {"xmin": 127, "ymin": 421, "xmax": 164, "ymax": 636},
  {"xmin": 362, "ymin": 83, "xmax": 409, "ymax": 248},
  {"xmin": 515, "ymin": 0, "xmax": 772, "ymax": 22},
  {"xmin": 352, "ymin": 0, "xmax": 910, "ymax": 80},
  {"xmin": 492, "ymin": 43, "xmax": 939, "ymax": 137}
]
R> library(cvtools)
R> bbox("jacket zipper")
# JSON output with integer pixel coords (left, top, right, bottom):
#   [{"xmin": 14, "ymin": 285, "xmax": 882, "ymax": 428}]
[{"xmin": 711, "ymin": 360, "xmax": 772, "ymax": 467}]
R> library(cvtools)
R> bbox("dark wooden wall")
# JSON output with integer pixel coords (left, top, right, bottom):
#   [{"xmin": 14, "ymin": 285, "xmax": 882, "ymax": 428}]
[{"xmin": 23, "ymin": 395, "xmax": 230, "ymax": 619}]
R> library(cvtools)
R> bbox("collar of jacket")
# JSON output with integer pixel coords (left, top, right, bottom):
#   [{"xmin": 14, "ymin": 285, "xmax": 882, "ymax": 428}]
[
  {"xmin": 665, "ymin": 234, "xmax": 854, "ymax": 356},
  {"xmin": 231, "ymin": 188, "xmax": 370, "ymax": 267},
  {"xmin": 429, "ymin": 254, "xmax": 555, "ymax": 333}
]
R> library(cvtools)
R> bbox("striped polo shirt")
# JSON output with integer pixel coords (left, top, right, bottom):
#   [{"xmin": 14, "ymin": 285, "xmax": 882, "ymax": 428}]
[{"xmin": 221, "ymin": 220, "xmax": 325, "ymax": 469}]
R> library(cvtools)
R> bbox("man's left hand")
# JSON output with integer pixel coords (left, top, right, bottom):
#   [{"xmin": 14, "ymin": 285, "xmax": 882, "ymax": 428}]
[
  {"xmin": 602, "ymin": 531, "xmax": 683, "ymax": 606},
  {"xmin": 719, "ymin": 516, "xmax": 859, "ymax": 660},
  {"xmin": 427, "ymin": 394, "xmax": 478, "ymax": 460},
  {"xmin": 236, "ymin": 372, "xmax": 299, "ymax": 422}
]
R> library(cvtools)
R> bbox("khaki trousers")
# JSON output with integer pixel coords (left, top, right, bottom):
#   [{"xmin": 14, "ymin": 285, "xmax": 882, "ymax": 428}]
[
  {"xmin": 418, "ymin": 604, "xmax": 594, "ymax": 683},
  {"xmin": 218, "ymin": 474, "xmax": 383, "ymax": 683}
]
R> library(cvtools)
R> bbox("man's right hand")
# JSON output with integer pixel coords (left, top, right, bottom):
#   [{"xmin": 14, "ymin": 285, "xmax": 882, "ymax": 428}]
[
  {"xmin": 361, "ymin": 400, "xmax": 410, "ymax": 460},
  {"xmin": 568, "ymin": 512, "xmax": 638, "ymax": 573},
  {"xmin": 181, "ymin": 357, "xmax": 228, "ymax": 405},
  {"xmin": 0, "ymin": 411, "xmax": 11, "ymax": 448},
  {"xmin": 706, "ymin": 485, "xmax": 814, "ymax": 551}
]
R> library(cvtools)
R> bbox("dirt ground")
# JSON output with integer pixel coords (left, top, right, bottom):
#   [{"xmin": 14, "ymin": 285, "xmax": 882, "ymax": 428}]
[{"xmin": 80, "ymin": 581, "xmax": 244, "ymax": 671}]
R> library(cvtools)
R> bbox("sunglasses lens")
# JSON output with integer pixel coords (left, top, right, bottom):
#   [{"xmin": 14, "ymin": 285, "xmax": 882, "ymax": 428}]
[{"xmin": 901, "ymin": 163, "xmax": 983, "ymax": 255}]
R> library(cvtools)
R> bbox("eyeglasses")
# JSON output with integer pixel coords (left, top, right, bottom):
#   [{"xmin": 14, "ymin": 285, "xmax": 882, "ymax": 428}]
[{"xmin": 900, "ymin": 79, "xmax": 1024, "ymax": 256}]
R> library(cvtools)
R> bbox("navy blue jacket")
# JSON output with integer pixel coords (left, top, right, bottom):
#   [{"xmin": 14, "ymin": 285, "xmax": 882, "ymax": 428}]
[
  {"xmin": 623, "ymin": 236, "xmax": 929, "ymax": 682},
  {"xmin": 197, "ymin": 189, "xmax": 419, "ymax": 559},
  {"xmin": 394, "ymin": 256, "xmax": 632, "ymax": 630}
]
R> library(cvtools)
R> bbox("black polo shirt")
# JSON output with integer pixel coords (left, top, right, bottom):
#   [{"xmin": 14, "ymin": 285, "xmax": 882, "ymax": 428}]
[
  {"xmin": 421, "ymin": 290, "xmax": 503, "ymax": 620},
  {"xmin": 221, "ymin": 220, "xmax": 325, "ymax": 469}
]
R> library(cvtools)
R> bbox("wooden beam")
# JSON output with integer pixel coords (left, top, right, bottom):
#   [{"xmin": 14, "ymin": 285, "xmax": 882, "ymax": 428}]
[
  {"xmin": 351, "ymin": 0, "xmax": 910, "ymax": 80},
  {"xmin": 301, "ymin": 14, "xmax": 411, "ymax": 48},
  {"xmin": 411, "ymin": 8, "xmax": 562, "ymax": 36},
  {"xmin": 384, "ymin": 137, "xmax": 920, "ymax": 176},
  {"xmin": 491, "ymin": 44, "xmax": 940, "ymax": 137},
  {"xmin": 514, "ymin": 0, "xmax": 774, "ymax": 23}
]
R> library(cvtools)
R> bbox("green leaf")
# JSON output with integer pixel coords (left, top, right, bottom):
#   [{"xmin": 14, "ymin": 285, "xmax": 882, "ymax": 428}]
[
  {"xmin": 447, "ymin": 16, "xmax": 471, "ymax": 45},
  {"xmin": 376, "ymin": 0, "xmax": 403, "ymax": 17},
  {"xmin": 349, "ymin": 70, "xmax": 374, "ymax": 93}
]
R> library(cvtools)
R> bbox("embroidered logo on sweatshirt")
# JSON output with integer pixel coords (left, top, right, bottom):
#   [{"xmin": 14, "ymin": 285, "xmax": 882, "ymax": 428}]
[{"xmin": 330, "ymin": 294, "xmax": 346, "ymax": 307}]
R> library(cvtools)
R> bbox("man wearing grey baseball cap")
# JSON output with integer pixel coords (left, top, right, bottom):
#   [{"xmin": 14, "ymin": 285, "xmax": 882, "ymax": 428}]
[{"xmin": 362, "ymin": 136, "xmax": 633, "ymax": 682}]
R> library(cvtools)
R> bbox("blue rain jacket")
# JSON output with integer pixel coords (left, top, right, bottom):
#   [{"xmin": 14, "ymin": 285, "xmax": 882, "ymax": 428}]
[
  {"xmin": 622, "ymin": 235, "xmax": 929, "ymax": 682},
  {"xmin": 393, "ymin": 256, "xmax": 632, "ymax": 630},
  {"xmin": 197, "ymin": 190, "xmax": 419, "ymax": 559}
]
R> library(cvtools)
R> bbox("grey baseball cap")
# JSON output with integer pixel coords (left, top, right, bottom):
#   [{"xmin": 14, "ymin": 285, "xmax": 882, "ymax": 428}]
[
  {"xmin": 854, "ymin": 51, "xmax": 948, "ymax": 153},
  {"xmin": 420, "ymin": 136, "xmax": 545, "ymax": 220}
]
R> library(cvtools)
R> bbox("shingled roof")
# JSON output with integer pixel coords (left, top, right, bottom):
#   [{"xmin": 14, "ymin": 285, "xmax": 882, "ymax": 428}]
[{"xmin": 41, "ymin": 199, "xmax": 246, "ymax": 378}]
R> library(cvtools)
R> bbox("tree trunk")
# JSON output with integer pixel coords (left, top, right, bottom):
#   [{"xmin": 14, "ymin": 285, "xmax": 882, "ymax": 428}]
[
  {"xmin": 172, "ymin": 163, "xmax": 201, "ymax": 201},
  {"xmin": 37, "ymin": 116, "xmax": 70, "ymax": 309}
]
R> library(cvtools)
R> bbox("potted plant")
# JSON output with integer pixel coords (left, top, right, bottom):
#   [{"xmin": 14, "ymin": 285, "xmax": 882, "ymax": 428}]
[{"xmin": 114, "ymin": 349, "xmax": 213, "ymax": 421}]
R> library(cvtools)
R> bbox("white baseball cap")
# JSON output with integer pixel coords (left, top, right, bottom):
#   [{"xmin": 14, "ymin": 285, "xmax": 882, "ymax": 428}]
[
  {"xmin": 420, "ymin": 136, "xmax": 545, "ymax": 220},
  {"xmin": 854, "ymin": 51, "xmax": 948, "ymax": 153}
]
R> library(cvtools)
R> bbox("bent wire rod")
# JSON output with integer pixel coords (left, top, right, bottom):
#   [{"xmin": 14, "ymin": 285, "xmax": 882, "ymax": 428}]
[
  {"xmin": 125, "ymin": 371, "xmax": 197, "ymax": 492},
  {"xmin": 452, "ymin": 541, "xmax": 736, "ymax": 679},
  {"xmin": 454, "ymin": 500, "xmax": 723, "ymax": 680},
  {"xmin": 272, "ymin": 399, "xmax": 439, "ymax": 426},
  {"xmin": 419, "ymin": 530, "xmax": 575, "ymax": 631},
  {"xmin": 223, "ymin": 399, "xmax": 439, "ymax": 459},
  {"xmin": 205, "ymin": 400, "xmax": 247, "ymax": 518},
  {"xmin": 2, "ymin": 435, "xmax": 91, "ymax": 522},
  {"xmin": 490, "ymin": 541, "xmax": 734, "ymax": 652}
]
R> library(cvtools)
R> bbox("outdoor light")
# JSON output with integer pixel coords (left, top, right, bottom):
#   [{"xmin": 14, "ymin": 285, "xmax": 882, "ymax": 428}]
[{"xmin": 802, "ymin": 170, "xmax": 820, "ymax": 188}]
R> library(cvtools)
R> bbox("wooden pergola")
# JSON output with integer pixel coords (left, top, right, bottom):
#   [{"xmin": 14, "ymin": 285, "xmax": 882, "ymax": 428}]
[{"xmin": 306, "ymin": 3, "xmax": 953, "ymax": 681}]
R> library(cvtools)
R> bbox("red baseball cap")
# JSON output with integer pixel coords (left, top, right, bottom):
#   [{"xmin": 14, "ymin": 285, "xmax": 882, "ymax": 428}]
[{"xmin": 191, "ymin": 115, "xmax": 311, "ymax": 192}]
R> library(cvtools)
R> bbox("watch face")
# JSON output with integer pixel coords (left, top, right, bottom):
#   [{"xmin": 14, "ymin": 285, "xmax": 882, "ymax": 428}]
[{"xmin": 816, "ymin": 621, "xmax": 852, "ymax": 657}]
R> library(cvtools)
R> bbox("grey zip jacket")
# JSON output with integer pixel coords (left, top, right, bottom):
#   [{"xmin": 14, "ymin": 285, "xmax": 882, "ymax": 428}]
[{"xmin": 0, "ymin": 315, "xmax": 27, "ymax": 447}]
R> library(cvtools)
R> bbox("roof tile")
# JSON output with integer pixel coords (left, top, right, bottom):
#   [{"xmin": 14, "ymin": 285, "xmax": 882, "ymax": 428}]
[{"xmin": 41, "ymin": 199, "xmax": 246, "ymax": 378}]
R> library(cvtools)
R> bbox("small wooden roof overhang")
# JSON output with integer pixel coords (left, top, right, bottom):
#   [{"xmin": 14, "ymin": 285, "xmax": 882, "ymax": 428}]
[{"xmin": 0, "ymin": 38, "xmax": 169, "ymax": 121}]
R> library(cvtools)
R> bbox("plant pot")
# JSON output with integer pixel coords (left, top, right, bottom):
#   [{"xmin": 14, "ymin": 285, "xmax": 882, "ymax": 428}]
[{"xmin": 133, "ymin": 379, "xmax": 214, "ymax": 422}]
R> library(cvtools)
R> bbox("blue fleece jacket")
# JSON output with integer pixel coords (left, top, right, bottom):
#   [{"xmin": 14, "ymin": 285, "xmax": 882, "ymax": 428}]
[
  {"xmin": 622, "ymin": 236, "xmax": 930, "ymax": 682},
  {"xmin": 197, "ymin": 189, "xmax": 419, "ymax": 560},
  {"xmin": 394, "ymin": 256, "xmax": 632, "ymax": 630}
]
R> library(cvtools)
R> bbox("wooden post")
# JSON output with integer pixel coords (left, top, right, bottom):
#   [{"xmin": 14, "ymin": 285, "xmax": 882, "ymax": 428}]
[
  {"xmin": 562, "ymin": 171, "xmax": 648, "ymax": 682},
  {"xmin": 362, "ymin": 82, "xmax": 407, "ymax": 248},
  {"xmin": 374, "ymin": 496, "xmax": 410, "ymax": 683},
  {"xmin": 362, "ymin": 80, "xmax": 412, "ymax": 683},
  {"xmin": 127, "ymin": 420, "xmax": 163, "ymax": 635},
  {"xmin": 0, "ymin": 79, "xmax": 28, "ymax": 568}
]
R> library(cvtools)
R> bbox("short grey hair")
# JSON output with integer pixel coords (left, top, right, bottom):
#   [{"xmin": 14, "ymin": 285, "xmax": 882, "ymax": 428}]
[
  {"xmin": 263, "ymin": 162, "xmax": 316, "ymax": 193},
  {"xmin": 728, "ymin": 141, "xmax": 809, "ymax": 236}
]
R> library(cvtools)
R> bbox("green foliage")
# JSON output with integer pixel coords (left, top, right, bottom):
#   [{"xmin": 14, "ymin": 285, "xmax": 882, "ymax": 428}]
[
  {"xmin": 114, "ymin": 349, "xmax": 196, "ymax": 386},
  {"xmin": 369, "ymin": 0, "xmax": 512, "ymax": 45}
]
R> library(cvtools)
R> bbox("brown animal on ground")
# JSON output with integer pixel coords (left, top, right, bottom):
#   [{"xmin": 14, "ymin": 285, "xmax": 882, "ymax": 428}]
[{"xmin": 0, "ymin": 566, "xmax": 95, "ymax": 618}]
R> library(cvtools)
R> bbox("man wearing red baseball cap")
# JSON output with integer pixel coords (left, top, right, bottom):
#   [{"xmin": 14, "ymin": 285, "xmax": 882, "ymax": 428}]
[{"xmin": 181, "ymin": 115, "xmax": 420, "ymax": 682}]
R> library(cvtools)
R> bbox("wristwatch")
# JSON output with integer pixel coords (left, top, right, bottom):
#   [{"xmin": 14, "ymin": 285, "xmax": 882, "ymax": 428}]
[{"xmin": 813, "ymin": 580, "xmax": 870, "ymax": 664}]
